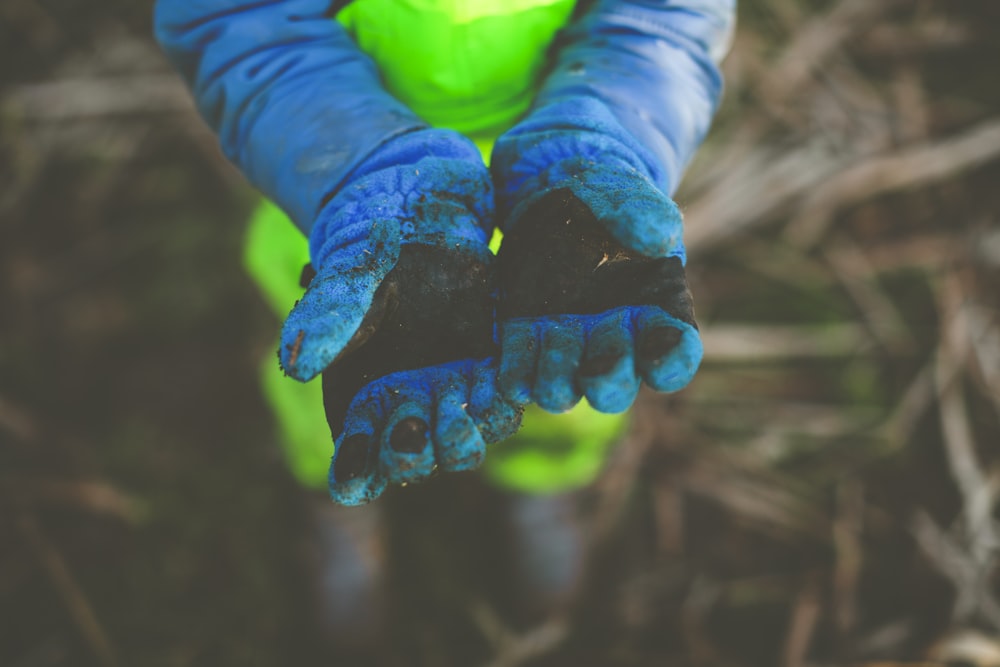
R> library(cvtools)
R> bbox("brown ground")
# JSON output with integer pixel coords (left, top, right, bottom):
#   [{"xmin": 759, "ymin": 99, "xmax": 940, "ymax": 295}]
[{"xmin": 2, "ymin": 1, "xmax": 999, "ymax": 665}]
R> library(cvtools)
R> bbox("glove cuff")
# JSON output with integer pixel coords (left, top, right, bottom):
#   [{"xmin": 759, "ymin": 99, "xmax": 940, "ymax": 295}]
[
  {"xmin": 491, "ymin": 97, "xmax": 667, "ymax": 222},
  {"xmin": 492, "ymin": 99, "xmax": 685, "ymax": 262},
  {"xmin": 310, "ymin": 129, "xmax": 494, "ymax": 268}
]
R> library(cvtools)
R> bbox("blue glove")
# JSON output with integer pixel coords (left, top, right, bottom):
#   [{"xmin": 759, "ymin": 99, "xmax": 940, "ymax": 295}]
[
  {"xmin": 491, "ymin": 0, "xmax": 734, "ymax": 414},
  {"xmin": 326, "ymin": 360, "xmax": 523, "ymax": 505},
  {"xmin": 306, "ymin": 144, "xmax": 524, "ymax": 506},
  {"xmin": 154, "ymin": 0, "xmax": 522, "ymax": 504}
]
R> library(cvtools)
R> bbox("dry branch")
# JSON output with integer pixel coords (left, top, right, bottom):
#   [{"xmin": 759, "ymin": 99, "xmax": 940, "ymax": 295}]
[
  {"xmin": 3, "ymin": 75, "xmax": 194, "ymax": 121},
  {"xmin": 782, "ymin": 577, "xmax": 822, "ymax": 667},
  {"xmin": 472, "ymin": 599, "xmax": 569, "ymax": 667},
  {"xmin": 16, "ymin": 514, "xmax": 118, "ymax": 667},
  {"xmin": 687, "ymin": 117, "xmax": 1000, "ymax": 254},
  {"xmin": 683, "ymin": 453, "xmax": 830, "ymax": 543},
  {"xmin": 910, "ymin": 511, "xmax": 1000, "ymax": 631},
  {"xmin": 3, "ymin": 477, "xmax": 141, "ymax": 523},
  {"xmin": 701, "ymin": 323, "xmax": 870, "ymax": 362},
  {"xmin": 787, "ymin": 118, "xmax": 1000, "ymax": 247}
]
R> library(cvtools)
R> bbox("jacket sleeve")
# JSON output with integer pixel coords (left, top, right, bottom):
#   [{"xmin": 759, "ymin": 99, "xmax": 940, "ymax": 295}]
[
  {"xmin": 153, "ymin": 0, "xmax": 428, "ymax": 232},
  {"xmin": 521, "ymin": 0, "xmax": 735, "ymax": 196}
]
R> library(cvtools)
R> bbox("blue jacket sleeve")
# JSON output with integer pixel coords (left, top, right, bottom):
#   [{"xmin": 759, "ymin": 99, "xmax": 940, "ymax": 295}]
[
  {"xmin": 153, "ymin": 0, "xmax": 429, "ymax": 233},
  {"xmin": 496, "ymin": 0, "xmax": 735, "ymax": 203}
]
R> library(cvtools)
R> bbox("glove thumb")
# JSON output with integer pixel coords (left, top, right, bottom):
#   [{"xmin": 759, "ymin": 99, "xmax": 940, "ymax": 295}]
[{"xmin": 279, "ymin": 217, "xmax": 402, "ymax": 382}]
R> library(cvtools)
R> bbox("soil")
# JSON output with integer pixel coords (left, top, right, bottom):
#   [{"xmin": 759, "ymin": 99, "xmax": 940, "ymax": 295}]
[
  {"xmin": 320, "ymin": 244, "xmax": 495, "ymax": 440},
  {"xmin": 498, "ymin": 189, "xmax": 696, "ymax": 326}
]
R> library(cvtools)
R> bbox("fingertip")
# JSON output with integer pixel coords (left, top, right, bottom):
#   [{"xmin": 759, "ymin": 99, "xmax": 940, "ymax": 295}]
[
  {"xmin": 579, "ymin": 310, "xmax": 640, "ymax": 413},
  {"xmin": 637, "ymin": 326, "xmax": 683, "ymax": 363},
  {"xmin": 640, "ymin": 321, "xmax": 703, "ymax": 393},
  {"xmin": 279, "ymin": 280, "xmax": 345, "ymax": 381},
  {"xmin": 379, "ymin": 401, "xmax": 436, "ymax": 485},
  {"xmin": 329, "ymin": 433, "xmax": 386, "ymax": 506},
  {"xmin": 434, "ymin": 395, "xmax": 486, "ymax": 472},
  {"xmin": 499, "ymin": 319, "xmax": 540, "ymax": 404},
  {"xmin": 579, "ymin": 173, "xmax": 683, "ymax": 258},
  {"xmin": 333, "ymin": 433, "xmax": 372, "ymax": 483},
  {"xmin": 580, "ymin": 358, "xmax": 640, "ymax": 413},
  {"xmin": 533, "ymin": 320, "xmax": 584, "ymax": 413},
  {"xmin": 467, "ymin": 359, "xmax": 524, "ymax": 444},
  {"xmin": 389, "ymin": 416, "xmax": 430, "ymax": 454},
  {"xmin": 279, "ymin": 325, "xmax": 318, "ymax": 382}
]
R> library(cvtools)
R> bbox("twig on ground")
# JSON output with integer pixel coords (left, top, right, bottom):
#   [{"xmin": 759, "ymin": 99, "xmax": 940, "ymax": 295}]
[
  {"xmin": 890, "ymin": 63, "xmax": 930, "ymax": 144},
  {"xmin": 832, "ymin": 479, "xmax": 865, "ymax": 641},
  {"xmin": 685, "ymin": 140, "xmax": 852, "ymax": 254},
  {"xmin": 3, "ymin": 477, "xmax": 141, "ymax": 523},
  {"xmin": 910, "ymin": 511, "xmax": 1000, "ymax": 631},
  {"xmin": 823, "ymin": 236, "xmax": 915, "ymax": 352},
  {"xmin": 936, "ymin": 271, "xmax": 1000, "ymax": 559},
  {"xmin": 876, "ymin": 354, "xmax": 943, "ymax": 452},
  {"xmin": 701, "ymin": 323, "xmax": 870, "ymax": 362},
  {"xmin": 861, "ymin": 18, "xmax": 976, "ymax": 58},
  {"xmin": 964, "ymin": 305, "xmax": 1000, "ymax": 424},
  {"xmin": 682, "ymin": 576, "xmax": 723, "ymax": 666},
  {"xmin": 15, "ymin": 513, "xmax": 118, "ymax": 667},
  {"xmin": 782, "ymin": 576, "xmax": 822, "ymax": 667},
  {"xmin": 863, "ymin": 235, "xmax": 963, "ymax": 275},
  {"xmin": 3, "ymin": 75, "xmax": 194, "ymax": 121},
  {"xmin": 683, "ymin": 453, "xmax": 830, "ymax": 543},
  {"xmin": 756, "ymin": 0, "xmax": 909, "ymax": 110},
  {"xmin": 471, "ymin": 600, "xmax": 569, "ymax": 667},
  {"xmin": 681, "ymin": 0, "xmax": 905, "ymax": 198},
  {"xmin": 786, "ymin": 118, "xmax": 1000, "ymax": 247}
]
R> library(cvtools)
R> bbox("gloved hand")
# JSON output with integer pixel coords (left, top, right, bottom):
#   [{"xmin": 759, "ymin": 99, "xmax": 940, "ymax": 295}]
[
  {"xmin": 490, "ymin": 0, "xmax": 735, "ymax": 414},
  {"xmin": 293, "ymin": 135, "xmax": 523, "ymax": 505},
  {"xmin": 494, "ymin": 173, "xmax": 702, "ymax": 414},
  {"xmin": 326, "ymin": 359, "xmax": 523, "ymax": 505},
  {"xmin": 154, "ymin": 0, "xmax": 522, "ymax": 505}
]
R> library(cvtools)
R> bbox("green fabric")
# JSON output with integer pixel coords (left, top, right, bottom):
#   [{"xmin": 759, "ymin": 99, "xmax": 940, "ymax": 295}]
[
  {"xmin": 336, "ymin": 0, "xmax": 576, "ymax": 138},
  {"xmin": 484, "ymin": 401, "xmax": 628, "ymax": 494},
  {"xmin": 244, "ymin": 0, "xmax": 629, "ymax": 494},
  {"xmin": 244, "ymin": 201, "xmax": 330, "ymax": 488}
]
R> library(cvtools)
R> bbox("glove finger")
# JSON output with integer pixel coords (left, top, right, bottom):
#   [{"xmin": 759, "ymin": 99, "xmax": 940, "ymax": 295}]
[
  {"xmin": 533, "ymin": 318, "xmax": 585, "ymax": 413},
  {"xmin": 376, "ymin": 382, "xmax": 437, "ymax": 486},
  {"xmin": 575, "ymin": 174, "xmax": 684, "ymax": 259},
  {"xmin": 578, "ymin": 309, "xmax": 640, "ymax": 414},
  {"xmin": 499, "ymin": 318, "xmax": 541, "ymax": 404},
  {"xmin": 329, "ymin": 386, "xmax": 388, "ymax": 506},
  {"xmin": 434, "ymin": 374, "xmax": 486, "ymax": 472},
  {"xmin": 468, "ymin": 358, "xmax": 524, "ymax": 444},
  {"xmin": 280, "ymin": 221, "xmax": 400, "ymax": 382},
  {"xmin": 633, "ymin": 307, "xmax": 703, "ymax": 393}
]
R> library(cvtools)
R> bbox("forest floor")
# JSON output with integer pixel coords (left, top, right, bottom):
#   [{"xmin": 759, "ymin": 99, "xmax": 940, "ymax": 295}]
[{"xmin": 2, "ymin": 1, "xmax": 1000, "ymax": 665}]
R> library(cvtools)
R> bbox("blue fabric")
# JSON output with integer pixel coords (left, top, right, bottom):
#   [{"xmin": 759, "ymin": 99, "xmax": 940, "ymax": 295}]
[
  {"xmin": 491, "ymin": 0, "xmax": 734, "ymax": 413},
  {"xmin": 329, "ymin": 359, "xmax": 522, "ymax": 506},
  {"xmin": 154, "ymin": 0, "xmax": 518, "ymax": 505},
  {"xmin": 154, "ymin": 0, "xmax": 426, "ymax": 230},
  {"xmin": 281, "ymin": 146, "xmax": 493, "ymax": 381}
]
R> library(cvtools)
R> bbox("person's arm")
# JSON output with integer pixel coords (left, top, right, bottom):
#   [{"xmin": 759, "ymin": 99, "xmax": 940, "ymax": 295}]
[
  {"xmin": 154, "ymin": 0, "xmax": 435, "ymax": 232},
  {"xmin": 493, "ymin": 0, "xmax": 735, "ymax": 414},
  {"xmin": 155, "ymin": 0, "xmax": 519, "ymax": 506},
  {"xmin": 494, "ymin": 0, "xmax": 735, "ymax": 252}
]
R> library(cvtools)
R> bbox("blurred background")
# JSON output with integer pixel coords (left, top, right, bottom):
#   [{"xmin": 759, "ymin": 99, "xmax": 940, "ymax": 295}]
[{"xmin": 2, "ymin": 0, "xmax": 999, "ymax": 665}]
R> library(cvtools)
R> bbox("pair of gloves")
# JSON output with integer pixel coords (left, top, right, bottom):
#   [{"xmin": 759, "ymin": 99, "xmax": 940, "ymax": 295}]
[{"xmin": 155, "ymin": 0, "xmax": 735, "ymax": 505}]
